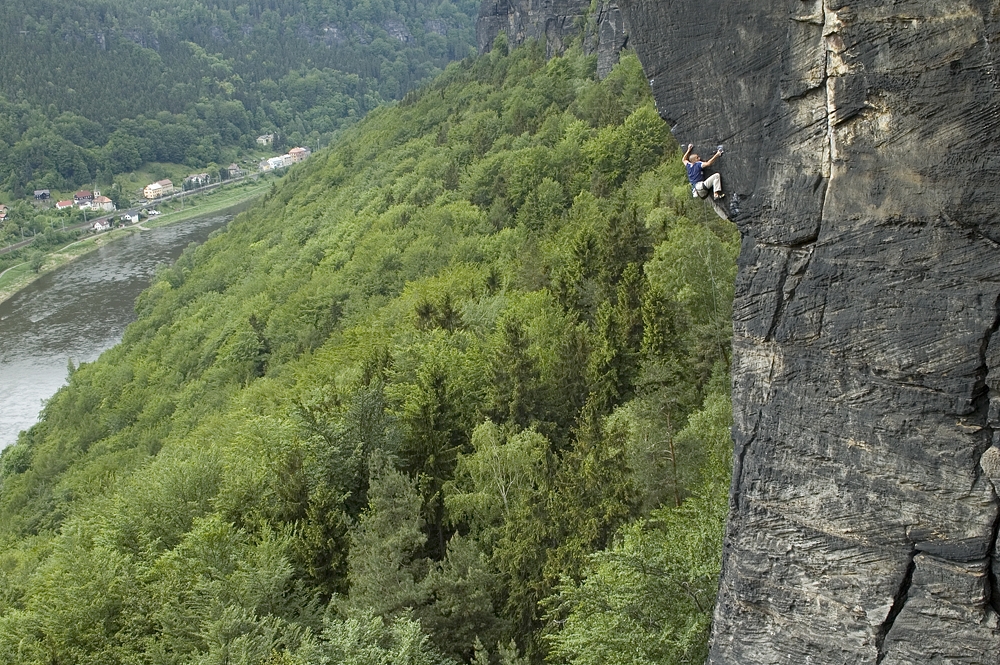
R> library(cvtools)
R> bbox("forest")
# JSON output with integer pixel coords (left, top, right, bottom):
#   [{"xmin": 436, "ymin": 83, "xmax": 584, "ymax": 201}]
[
  {"xmin": 0, "ymin": 41, "xmax": 738, "ymax": 664},
  {"xmin": 0, "ymin": 0, "xmax": 477, "ymax": 199}
]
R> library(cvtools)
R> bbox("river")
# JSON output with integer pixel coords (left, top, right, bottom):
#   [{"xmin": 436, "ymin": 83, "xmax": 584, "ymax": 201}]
[{"xmin": 0, "ymin": 212, "xmax": 235, "ymax": 450}]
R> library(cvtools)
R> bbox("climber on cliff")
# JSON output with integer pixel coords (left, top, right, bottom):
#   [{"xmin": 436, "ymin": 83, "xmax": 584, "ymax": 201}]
[{"xmin": 683, "ymin": 143, "xmax": 724, "ymax": 200}]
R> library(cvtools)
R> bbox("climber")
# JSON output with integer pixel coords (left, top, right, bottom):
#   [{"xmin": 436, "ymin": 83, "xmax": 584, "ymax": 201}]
[{"xmin": 683, "ymin": 143, "xmax": 724, "ymax": 200}]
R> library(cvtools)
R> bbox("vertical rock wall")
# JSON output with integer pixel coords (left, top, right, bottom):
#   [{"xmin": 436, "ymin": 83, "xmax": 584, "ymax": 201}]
[
  {"xmin": 476, "ymin": 0, "xmax": 627, "ymax": 76},
  {"xmin": 477, "ymin": 0, "xmax": 591, "ymax": 55},
  {"xmin": 589, "ymin": 1, "xmax": 628, "ymax": 78},
  {"xmin": 619, "ymin": 0, "xmax": 1000, "ymax": 662}
]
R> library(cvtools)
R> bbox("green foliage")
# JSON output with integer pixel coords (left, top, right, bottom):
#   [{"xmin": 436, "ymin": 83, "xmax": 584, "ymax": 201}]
[
  {"xmin": 346, "ymin": 457, "xmax": 428, "ymax": 618},
  {"xmin": 320, "ymin": 611, "xmax": 450, "ymax": 665},
  {"xmin": 545, "ymin": 481, "xmax": 728, "ymax": 665},
  {"xmin": 27, "ymin": 251, "xmax": 44, "ymax": 273},
  {"xmin": 0, "ymin": 44, "xmax": 738, "ymax": 664},
  {"xmin": 0, "ymin": 0, "xmax": 479, "ymax": 213},
  {"xmin": 447, "ymin": 421, "xmax": 547, "ymax": 532},
  {"xmin": 545, "ymin": 394, "xmax": 732, "ymax": 665}
]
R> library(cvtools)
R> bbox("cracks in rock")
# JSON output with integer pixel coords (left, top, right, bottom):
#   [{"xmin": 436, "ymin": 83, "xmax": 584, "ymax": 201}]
[
  {"xmin": 821, "ymin": 0, "xmax": 839, "ymax": 176},
  {"xmin": 970, "ymin": 292, "xmax": 1000, "ymax": 458},
  {"xmin": 765, "ymin": 264, "xmax": 791, "ymax": 342},
  {"xmin": 755, "ymin": 233, "xmax": 820, "ymax": 251},
  {"xmin": 781, "ymin": 83, "xmax": 824, "ymax": 104},
  {"xmin": 977, "ymin": 291, "xmax": 1000, "ymax": 616},
  {"xmin": 729, "ymin": 410, "xmax": 761, "ymax": 515},
  {"xmin": 988, "ymin": 512, "xmax": 1000, "ymax": 615},
  {"xmin": 942, "ymin": 210, "xmax": 1000, "ymax": 250},
  {"xmin": 875, "ymin": 550, "xmax": 917, "ymax": 664},
  {"xmin": 868, "ymin": 273, "xmax": 1000, "ymax": 659},
  {"xmin": 980, "ymin": 292, "xmax": 1000, "ymax": 352},
  {"xmin": 853, "ymin": 291, "xmax": 1000, "ymax": 661},
  {"xmin": 790, "ymin": 13, "xmax": 823, "ymax": 26},
  {"xmin": 765, "ymin": 245, "xmax": 816, "ymax": 342}
]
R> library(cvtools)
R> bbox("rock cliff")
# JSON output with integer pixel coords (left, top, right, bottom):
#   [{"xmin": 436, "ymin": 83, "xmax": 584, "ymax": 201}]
[
  {"xmin": 476, "ymin": 0, "xmax": 627, "ymax": 76},
  {"xmin": 620, "ymin": 0, "xmax": 1000, "ymax": 662}
]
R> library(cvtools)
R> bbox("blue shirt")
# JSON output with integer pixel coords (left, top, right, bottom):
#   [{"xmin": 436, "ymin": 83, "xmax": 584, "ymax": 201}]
[{"xmin": 685, "ymin": 161, "xmax": 704, "ymax": 187}]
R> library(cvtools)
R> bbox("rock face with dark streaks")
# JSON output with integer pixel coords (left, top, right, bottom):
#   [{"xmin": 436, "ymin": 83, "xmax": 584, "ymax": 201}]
[
  {"xmin": 588, "ymin": 1, "xmax": 628, "ymax": 78},
  {"xmin": 619, "ymin": 0, "xmax": 1000, "ymax": 662},
  {"xmin": 477, "ymin": 0, "xmax": 589, "ymax": 55},
  {"xmin": 477, "ymin": 0, "xmax": 627, "ymax": 75}
]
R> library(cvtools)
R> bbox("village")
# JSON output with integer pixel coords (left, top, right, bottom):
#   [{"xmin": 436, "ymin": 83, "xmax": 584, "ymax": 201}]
[
  {"xmin": 8, "ymin": 142, "xmax": 312, "ymax": 236},
  {"xmin": 140, "ymin": 142, "xmax": 311, "ymax": 203},
  {"xmin": 25, "ymin": 141, "xmax": 312, "ymax": 215}
]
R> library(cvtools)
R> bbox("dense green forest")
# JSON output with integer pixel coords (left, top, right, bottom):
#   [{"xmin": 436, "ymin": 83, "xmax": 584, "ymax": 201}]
[
  {"xmin": 0, "ymin": 0, "xmax": 477, "ymax": 200},
  {"xmin": 0, "ymin": 42, "xmax": 737, "ymax": 664}
]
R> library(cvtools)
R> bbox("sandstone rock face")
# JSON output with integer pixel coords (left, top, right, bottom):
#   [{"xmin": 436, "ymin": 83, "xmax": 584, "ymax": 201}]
[
  {"xmin": 476, "ymin": 0, "xmax": 627, "ymax": 75},
  {"xmin": 588, "ymin": 1, "xmax": 628, "ymax": 79},
  {"xmin": 619, "ymin": 0, "xmax": 1000, "ymax": 662},
  {"xmin": 477, "ymin": 0, "xmax": 589, "ymax": 55}
]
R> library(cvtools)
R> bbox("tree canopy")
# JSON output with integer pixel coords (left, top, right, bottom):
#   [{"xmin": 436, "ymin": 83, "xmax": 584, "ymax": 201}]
[
  {"xmin": 0, "ymin": 0, "xmax": 478, "ymax": 200},
  {"xmin": 0, "ymin": 42, "xmax": 738, "ymax": 664}
]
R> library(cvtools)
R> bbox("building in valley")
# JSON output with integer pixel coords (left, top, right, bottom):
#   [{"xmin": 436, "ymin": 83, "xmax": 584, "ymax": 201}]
[
  {"xmin": 184, "ymin": 173, "xmax": 210, "ymax": 189},
  {"xmin": 143, "ymin": 179, "xmax": 174, "ymax": 200},
  {"xmin": 92, "ymin": 195, "xmax": 115, "ymax": 212}
]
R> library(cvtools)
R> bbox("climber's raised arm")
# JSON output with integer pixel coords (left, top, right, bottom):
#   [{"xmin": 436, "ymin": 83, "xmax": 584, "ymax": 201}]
[{"xmin": 702, "ymin": 149, "xmax": 722, "ymax": 168}]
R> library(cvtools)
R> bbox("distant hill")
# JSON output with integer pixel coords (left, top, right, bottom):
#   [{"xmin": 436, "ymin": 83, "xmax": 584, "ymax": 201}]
[{"xmin": 0, "ymin": 0, "xmax": 478, "ymax": 198}]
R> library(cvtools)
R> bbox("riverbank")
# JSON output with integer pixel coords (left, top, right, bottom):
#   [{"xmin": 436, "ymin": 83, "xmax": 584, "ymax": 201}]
[{"xmin": 0, "ymin": 179, "xmax": 268, "ymax": 306}]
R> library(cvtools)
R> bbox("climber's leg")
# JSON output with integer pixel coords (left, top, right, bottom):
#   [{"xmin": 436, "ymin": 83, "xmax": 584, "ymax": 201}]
[{"xmin": 704, "ymin": 172, "xmax": 723, "ymax": 198}]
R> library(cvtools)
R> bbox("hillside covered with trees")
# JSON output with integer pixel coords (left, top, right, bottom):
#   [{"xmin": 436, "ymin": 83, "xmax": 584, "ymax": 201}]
[
  {"xmin": 0, "ymin": 0, "xmax": 477, "ymax": 198},
  {"xmin": 0, "ymin": 42, "xmax": 737, "ymax": 664}
]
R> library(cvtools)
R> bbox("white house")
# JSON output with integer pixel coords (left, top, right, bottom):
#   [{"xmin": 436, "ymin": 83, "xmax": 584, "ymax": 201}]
[
  {"xmin": 184, "ymin": 173, "xmax": 210, "ymax": 188},
  {"xmin": 266, "ymin": 155, "xmax": 292, "ymax": 170}
]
